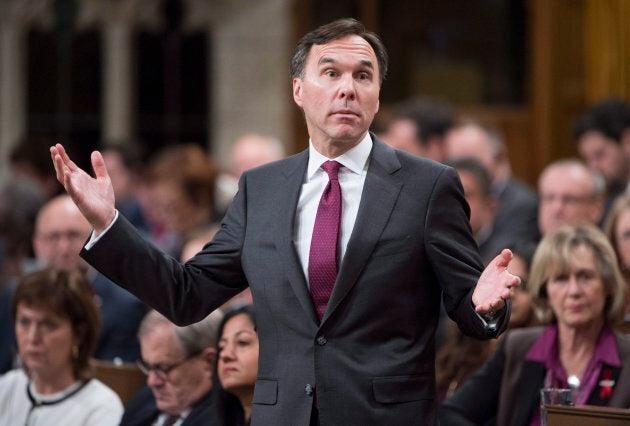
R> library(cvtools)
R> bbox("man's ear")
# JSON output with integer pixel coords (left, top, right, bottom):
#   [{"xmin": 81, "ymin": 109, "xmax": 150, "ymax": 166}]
[
  {"xmin": 201, "ymin": 347, "xmax": 216, "ymax": 367},
  {"xmin": 293, "ymin": 77, "xmax": 303, "ymax": 107}
]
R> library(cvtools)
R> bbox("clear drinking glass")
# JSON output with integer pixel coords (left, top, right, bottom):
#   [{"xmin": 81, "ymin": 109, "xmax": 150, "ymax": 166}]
[{"xmin": 540, "ymin": 388, "xmax": 574, "ymax": 426}]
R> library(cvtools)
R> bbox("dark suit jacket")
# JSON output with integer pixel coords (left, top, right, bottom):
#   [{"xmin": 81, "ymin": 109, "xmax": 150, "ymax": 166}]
[
  {"xmin": 439, "ymin": 327, "xmax": 630, "ymax": 426},
  {"xmin": 478, "ymin": 178, "xmax": 539, "ymax": 264},
  {"xmin": 83, "ymin": 138, "xmax": 506, "ymax": 426},
  {"xmin": 0, "ymin": 284, "xmax": 16, "ymax": 374},
  {"xmin": 120, "ymin": 385, "xmax": 222, "ymax": 426},
  {"xmin": 91, "ymin": 271, "xmax": 148, "ymax": 361}
]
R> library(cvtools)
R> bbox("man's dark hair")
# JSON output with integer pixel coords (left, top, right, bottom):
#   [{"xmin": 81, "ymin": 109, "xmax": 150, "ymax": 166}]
[
  {"xmin": 290, "ymin": 18, "xmax": 388, "ymax": 84},
  {"xmin": 448, "ymin": 157, "xmax": 493, "ymax": 198},
  {"xmin": 573, "ymin": 98, "xmax": 630, "ymax": 143},
  {"xmin": 392, "ymin": 96, "xmax": 454, "ymax": 146}
]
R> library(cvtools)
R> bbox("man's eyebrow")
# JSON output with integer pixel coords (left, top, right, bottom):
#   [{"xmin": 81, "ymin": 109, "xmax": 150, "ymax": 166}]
[
  {"xmin": 317, "ymin": 57, "xmax": 374, "ymax": 70},
  {"xmin": 317, "ymin": 56, "xmax": 337, "ymax": 66}
]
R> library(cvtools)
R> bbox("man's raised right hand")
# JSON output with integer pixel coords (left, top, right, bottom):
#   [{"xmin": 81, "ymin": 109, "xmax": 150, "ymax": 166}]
[{"xmin": 50, "ymin": 143, "xmax": 116, "ymax": 235}]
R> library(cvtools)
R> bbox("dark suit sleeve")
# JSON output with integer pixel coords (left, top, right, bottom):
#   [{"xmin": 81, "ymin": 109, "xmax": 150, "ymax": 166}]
[
  {"xmin": 439, "ymin": 340, "xmax": 505, "ymax": 425},
  {"xmin": 425, "ymin": 166, "xmax": 508, "ymax": 338},
  {"xmin": 81, "ymin": 177, "xmax": 250, "ymax": 326}
]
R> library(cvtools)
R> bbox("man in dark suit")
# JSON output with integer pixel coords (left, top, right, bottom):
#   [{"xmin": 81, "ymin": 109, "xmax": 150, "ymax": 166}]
[
  {"xmin": 121, "ymin": 309, "xmax": 224, "ymax": 426},
  {"xmin": 51, "ymin": 18, "xmax": 519, "ymax": 426},
  {"xmin": 446, "ymin": 121, "xmax": 540, "ymax": 255}
]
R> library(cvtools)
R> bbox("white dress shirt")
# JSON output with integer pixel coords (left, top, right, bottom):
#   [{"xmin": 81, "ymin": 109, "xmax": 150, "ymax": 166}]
[{"xmin": 293, "ymin": 133, "xmax": 372, "ymax": 286}]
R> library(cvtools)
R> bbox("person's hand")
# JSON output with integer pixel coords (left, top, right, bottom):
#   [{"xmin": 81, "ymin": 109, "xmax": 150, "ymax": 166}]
[
  {"xmin": 472, "ymin": 249, "xmax": 521, "ymax": 315},
  {"xmin": 50, "ymin": 143, "xmax": 116, "ymax": 234}
]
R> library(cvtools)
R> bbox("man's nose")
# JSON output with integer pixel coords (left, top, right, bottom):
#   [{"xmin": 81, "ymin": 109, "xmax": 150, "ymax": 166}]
[
  {"xmin": 147, "ymin": 370, "xmax": 164, "ymax": 387},
  {"xmin": 338, "ymin": 74, "xmax": 356, "ymax": 100}
]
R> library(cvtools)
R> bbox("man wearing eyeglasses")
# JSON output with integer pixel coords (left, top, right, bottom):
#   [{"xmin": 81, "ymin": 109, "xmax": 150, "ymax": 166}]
[
  {"xmin": 537, "ymin": 159, "xmax": 605, "ymax": 236},
  {"xmin": 121, "ymin": 309, "xmax": 224, "ymax": 426}
]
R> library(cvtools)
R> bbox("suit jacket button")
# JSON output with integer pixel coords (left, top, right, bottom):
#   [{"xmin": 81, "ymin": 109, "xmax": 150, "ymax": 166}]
[
  {"xmin": 305, "ymin": 384, "xmax": 314, "ymax": 396},
  {"xmin": 316, "ymin": 336, "xmax": 327, "ymax": 346}
]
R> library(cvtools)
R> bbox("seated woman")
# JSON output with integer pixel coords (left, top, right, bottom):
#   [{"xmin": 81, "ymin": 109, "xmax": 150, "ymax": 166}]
[
  {"xmin": 0, "ymin": 267, "xmax": 123, "ymax": 425},
  {"xmin": 216, "ymin": 305, "xmax": 259, "ymax": 426},
  {"xmin": 604, "ymin": 193, "xmax": 630, "ymax": 326},
  {"xmin": 440, "ymin": 224, "xmax": 630, "ymax": 426}
]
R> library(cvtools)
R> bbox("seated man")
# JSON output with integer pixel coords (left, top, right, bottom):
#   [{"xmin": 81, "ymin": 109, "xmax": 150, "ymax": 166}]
[
  {"xmin": 0, "ymin": 195, "xmax": 148, "ymax": 370},
  {"xmin": 121, "ymin": 309, "xmax": 224, "ymax": 426}
]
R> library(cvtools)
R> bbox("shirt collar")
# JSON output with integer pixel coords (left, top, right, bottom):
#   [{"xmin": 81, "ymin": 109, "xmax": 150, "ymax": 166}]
[{"xmin": 307, "ymin": 133, "xmax": 373, "ymax": 180}]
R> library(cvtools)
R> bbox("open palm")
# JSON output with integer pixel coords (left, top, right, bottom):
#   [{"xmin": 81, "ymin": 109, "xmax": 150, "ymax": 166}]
[
  {"xmin": 50, "ymin": 143, "xmax": 116, "ymax": 233},
  {"xmin": 472, "ymin": 249, "xmax": 521, "ymax": 314}
]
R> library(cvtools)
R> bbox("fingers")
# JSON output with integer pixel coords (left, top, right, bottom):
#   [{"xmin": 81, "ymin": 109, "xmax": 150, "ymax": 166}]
[
  {"xmin": 55, "ymin": 143, "xmax": 79, "ymax": 172},
  {"xmin": 50, "ymin": 143, "xmax": 80, "ymax": 178},
  {"xmin": 475, "ymin": 298, "xmax": 506, "ymax": 314},
  {"xmin": 91, "ymin": 150, "xmax": 109, "ymax": 180},
  {"xmin": 50, "ymin": 146, "xmax": 65, "ymax": 183},
  {"xmin": 493, "ymin": 249, "xmax": 513, "ymax": 269}
]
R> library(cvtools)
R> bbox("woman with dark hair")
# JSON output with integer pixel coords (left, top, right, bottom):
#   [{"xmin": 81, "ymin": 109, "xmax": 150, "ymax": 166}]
[
  {"xmin": 0, "ymin": 267, "xmax": 123, "ymax": 425},
  {"xmin": 216, "ymin": 305, "xmax": 258, "ymax": 426}
]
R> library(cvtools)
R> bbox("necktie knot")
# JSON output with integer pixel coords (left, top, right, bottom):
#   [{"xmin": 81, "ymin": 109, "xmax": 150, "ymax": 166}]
[{"xmin": 321, "ymin": 160, "xmax": 341, "ymax": 180}]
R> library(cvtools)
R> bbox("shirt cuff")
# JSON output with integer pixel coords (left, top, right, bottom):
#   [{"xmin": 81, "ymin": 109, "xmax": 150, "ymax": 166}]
[
  {"xmin": 473, "ymin": 305, "xmax": 502, "ymax": 333},
  {"xmin": 84, "ymin": 210, "xmax": 119, "ymax": 250}
]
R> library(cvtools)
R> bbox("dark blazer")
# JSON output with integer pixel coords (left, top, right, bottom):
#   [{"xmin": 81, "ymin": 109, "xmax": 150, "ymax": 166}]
[
  {"xmin": 91, "ymin": 271, "xmax": 148, "ymax": 362},
  {"xmin": 0, "ymin": 284, "xmax": 16, "ymax": 374},
  {"xmin": 439, "ymin": 327, "xmax": 630, "ymax": 426},
  {"xmin": 120, "ymin": 385, "xmax": 221, "ymax": 426},
  {"xmin": 478, "ymin": 178, "xmax": 539, "ymax": 264},
  {"xmin": 83, "ymin": 138, "xmax": 506, "ymax": 426}
]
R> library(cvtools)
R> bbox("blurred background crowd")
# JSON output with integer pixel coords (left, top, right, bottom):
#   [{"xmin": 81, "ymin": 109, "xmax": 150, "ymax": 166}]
[{"xmin": 0, "ymin": 0, "xmax": 629, "ymax": 425}]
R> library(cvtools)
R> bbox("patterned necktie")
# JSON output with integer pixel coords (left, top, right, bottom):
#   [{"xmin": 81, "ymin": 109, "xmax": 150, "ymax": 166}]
[
  {"xmin": 162, "ymin": 414, "xmax": 180, "ymax": 426},
  {"xmin": 309, "ymin": 160, "xmax": 342, "ymax": 320}
]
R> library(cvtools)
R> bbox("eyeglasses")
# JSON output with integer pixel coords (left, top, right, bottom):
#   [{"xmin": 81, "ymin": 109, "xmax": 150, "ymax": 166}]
[
  {"xmin": 539, "ymin": 193, "xmax": 595, "ymax": 206},
  {"xmin": 136, "ymin": 352, "xmax": 200, "ymax": 381},
  {"xmin": 36, "ymin": 230, "xmax": 87, "ymax": 244}
]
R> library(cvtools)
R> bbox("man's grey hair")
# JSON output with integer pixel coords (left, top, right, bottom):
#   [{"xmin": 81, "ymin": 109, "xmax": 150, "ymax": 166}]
[
  {"xmin": 138, "ymin": 309, "xmax": 224, "ymax": 356},
  {"xmin": 539, "ymin": 158, "xmax": 606, "ymax": 197}
]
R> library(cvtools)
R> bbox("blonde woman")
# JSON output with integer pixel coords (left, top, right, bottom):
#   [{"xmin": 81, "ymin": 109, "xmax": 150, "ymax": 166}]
[{"xmin": 441, "ymin": 224, "xmax": 630, "ymax": 426}]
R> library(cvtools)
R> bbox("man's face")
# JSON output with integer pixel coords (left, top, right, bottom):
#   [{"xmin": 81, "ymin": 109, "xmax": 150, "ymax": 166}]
[
  {"xmin": 446, "ymin": 126, "xmax": 497, "ymax": 181},
  {"xmin": 538, "ymin": 167, "xmax": 601, "ymax": 235},
  {"xmin": 578, "ymin": 130, "xmax": 626, "ymax": 186},
  {"xmin": 140, "ymin": 323, "xmax": 213, "ymax": 415},
  {"xmin": 458, "ymin": 169, "xmax": 495, "ymax": 235},
  {"xmin": 293, "ymin": 35, "xmax": 380, "ymax": 154},
  {"xmin": 33, "ymin": 197, "xmax": 91, "ymax": 271},
  {"xmin": 381, "ymin": 118, "xmax": 423, "ymax": 156}
]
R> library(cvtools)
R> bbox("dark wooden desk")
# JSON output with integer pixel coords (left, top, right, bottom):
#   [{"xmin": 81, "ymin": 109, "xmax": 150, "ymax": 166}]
[{"xmin": 545, "ymin": 404, "xmax": 630, "ymax": 426}]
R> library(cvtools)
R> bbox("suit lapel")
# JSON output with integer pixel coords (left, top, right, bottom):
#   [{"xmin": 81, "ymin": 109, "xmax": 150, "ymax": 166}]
[
  {"xmin": 322, "ymin": 139, "xmax": 403, "ymax": 325},
  {"xmin": 273, "ymin": 150, "xmax": 320, "ymax": 325}
]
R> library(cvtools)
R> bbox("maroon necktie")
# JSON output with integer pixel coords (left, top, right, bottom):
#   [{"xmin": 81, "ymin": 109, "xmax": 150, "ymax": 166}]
[
  {"xmin": 162, "ymin": 414, "xmax": 180, "ymax": 426},
  {"xmin": 309, "ymin": 160, "xmax": 342, "ymax": 320}
]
